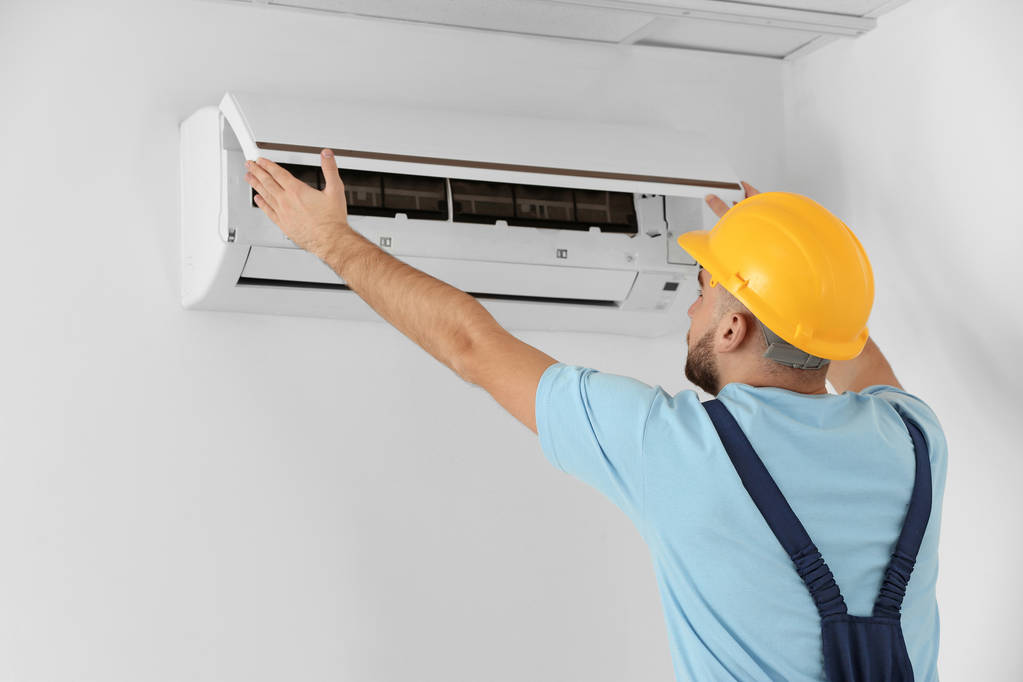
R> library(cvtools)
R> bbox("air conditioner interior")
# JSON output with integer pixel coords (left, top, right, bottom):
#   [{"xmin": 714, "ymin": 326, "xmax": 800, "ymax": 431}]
[{"xmin": 253, "ymin": 162, "xmax": 639, "ymax": 234}]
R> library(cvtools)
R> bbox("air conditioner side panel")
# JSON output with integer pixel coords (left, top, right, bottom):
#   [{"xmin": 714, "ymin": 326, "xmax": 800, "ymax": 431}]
[{"xmin": 180, "ymin": 106, "xmax": 248, "ymax": 309}]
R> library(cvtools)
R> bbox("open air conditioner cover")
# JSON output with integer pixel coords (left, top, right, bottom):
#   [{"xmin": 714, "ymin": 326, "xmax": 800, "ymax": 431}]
[
  {"xmin": 221, "ymin": 91, "xmax": 741, "ymax": 195},
  {"xmin": 179, "ymin": 91, "xmax": 744, "ymax": 337}
]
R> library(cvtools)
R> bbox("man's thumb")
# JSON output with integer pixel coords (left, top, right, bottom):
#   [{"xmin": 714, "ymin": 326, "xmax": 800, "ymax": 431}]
[{"xmin": 320, "ymin": 148, "xmax": 341, "ymax": 191}]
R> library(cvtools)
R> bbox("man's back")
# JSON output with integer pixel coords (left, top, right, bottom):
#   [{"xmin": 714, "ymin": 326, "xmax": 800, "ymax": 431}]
[{"xmin": 535, "ymin": 364, "xmax": 947, "ymax": 681}]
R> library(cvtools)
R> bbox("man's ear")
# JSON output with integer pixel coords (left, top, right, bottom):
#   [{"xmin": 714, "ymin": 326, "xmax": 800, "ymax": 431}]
[{"xmin": 716, "ymin": 312, "xmax": 749, "ymax": 353}]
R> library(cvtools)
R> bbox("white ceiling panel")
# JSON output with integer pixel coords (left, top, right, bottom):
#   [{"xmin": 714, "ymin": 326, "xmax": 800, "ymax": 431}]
[
  {"xmin": 693, "ymin": 0, "xmax": 904, "ymax": 17},
  {"xmin": 635, "ymin": 17, "xmax": 815, "ymax": 58},
  {"xmin": 209, "ymin": 0, "xmax": 915, "ymax": 60},
  {"xmin": 268, "ymin": 0, "xmax": 656, "ymax": 41}
]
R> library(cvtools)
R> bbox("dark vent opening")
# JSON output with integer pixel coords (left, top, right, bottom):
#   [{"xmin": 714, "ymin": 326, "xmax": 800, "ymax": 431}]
[
  {"xmin": 250, "ymin": 162, "xmax": 637, "ymax": 234},
  {"xmin": 452, "ymin": 179, "xmax": 635, "ymax": 233}
]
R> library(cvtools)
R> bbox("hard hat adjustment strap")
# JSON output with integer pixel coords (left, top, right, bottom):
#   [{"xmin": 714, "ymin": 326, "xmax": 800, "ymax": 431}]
[{"xmin": 757, "ymin": 319, "xmax": 830, "ymax": 370}]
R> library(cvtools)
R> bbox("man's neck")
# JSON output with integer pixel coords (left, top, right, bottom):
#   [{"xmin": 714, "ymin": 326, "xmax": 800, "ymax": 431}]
[{"xmin": 718, "ymin": 370, "xmax": 828, "ymax": 396}]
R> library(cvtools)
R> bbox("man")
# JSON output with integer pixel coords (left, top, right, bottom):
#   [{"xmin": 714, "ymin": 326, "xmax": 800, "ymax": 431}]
[{"xmin": 244, "ymin": 149, "xmax": 946, "ymax": 681}]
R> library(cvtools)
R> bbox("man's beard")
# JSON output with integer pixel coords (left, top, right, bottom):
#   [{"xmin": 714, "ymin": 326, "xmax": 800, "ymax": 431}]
[{"xmin": 685, "ymin": 327, "xmax": 720, "ymax": 395}]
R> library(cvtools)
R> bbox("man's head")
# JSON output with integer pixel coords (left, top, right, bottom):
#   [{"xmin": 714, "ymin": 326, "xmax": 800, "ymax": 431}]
[{"xmin": 684, "ymin": 267, "xmax": 830, "ymax": 395}]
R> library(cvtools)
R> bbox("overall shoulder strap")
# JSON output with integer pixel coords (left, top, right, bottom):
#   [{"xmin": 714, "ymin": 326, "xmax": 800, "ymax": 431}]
[
  {"xmin": 702, "ymin": 399, "xmax": 848, "ymax": 619},
  {"xmin": 873, "ymin": 414, "xmax": 932, "ymax": 618}
]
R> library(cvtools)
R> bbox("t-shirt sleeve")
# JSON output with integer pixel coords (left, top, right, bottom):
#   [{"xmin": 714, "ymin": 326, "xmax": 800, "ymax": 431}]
[
  {"xmin": 534, "ymin": 362, "xmax": 660, "ymax": 521},
  {"xmin": 859, "ymin": 384, "xmax": 949, "ymax": 482}
]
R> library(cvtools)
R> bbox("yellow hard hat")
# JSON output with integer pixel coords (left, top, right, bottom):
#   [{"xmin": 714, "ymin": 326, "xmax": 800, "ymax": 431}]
[{"xmin": 676, "ymin": 191, "xmax": 873, "ymax": 361}]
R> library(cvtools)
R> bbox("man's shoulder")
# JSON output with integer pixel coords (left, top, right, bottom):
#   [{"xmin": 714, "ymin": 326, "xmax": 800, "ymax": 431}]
[
  {"xmin": 853, "ymin": 385, "xmax": 948, "ymax": 468},
  {"xmin": 858, "ymin": 385, "xmax": 942, "ymax": 429}
]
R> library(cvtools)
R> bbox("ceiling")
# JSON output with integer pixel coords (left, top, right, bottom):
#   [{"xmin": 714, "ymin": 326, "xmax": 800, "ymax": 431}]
[{"xmin": 209, "ymin": 0, "xmax": 913, "ymax": 60}]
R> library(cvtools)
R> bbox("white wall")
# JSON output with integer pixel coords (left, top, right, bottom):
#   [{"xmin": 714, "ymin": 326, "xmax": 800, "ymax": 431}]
[
  {"xmin": 785, "ymin": 0, "xmax": 1023, "ymax": 678},
  {"xmin": 0, "ymin": 1, "xmax": 783, "ymax": 680}
]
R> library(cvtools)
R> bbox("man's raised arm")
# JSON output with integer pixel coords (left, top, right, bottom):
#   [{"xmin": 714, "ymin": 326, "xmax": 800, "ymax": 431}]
[{"xmin": 826, "ymin": 336, "xmax": 903, "ymax": 393}]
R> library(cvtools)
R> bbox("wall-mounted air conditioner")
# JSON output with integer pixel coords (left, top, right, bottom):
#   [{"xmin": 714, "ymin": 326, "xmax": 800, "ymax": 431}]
[{"xmin": 179, "ymin": 91, "xmax": 744, "ymax": 336}]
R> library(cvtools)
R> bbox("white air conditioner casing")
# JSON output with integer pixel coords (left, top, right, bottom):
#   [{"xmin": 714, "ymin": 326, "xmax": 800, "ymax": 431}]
[{"xmin": 179, "ymin": 91, "xmax": 744, "ymax": 336}]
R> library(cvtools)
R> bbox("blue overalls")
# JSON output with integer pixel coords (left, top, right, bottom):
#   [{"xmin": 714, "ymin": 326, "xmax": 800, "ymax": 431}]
[{"xmin": 701, "ymin": 399, "xmax": 932, "ymax": 681}]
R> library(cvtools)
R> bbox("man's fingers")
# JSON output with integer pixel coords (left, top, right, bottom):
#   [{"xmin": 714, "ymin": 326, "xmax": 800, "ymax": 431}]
[
  {"xmin": 255, "ymin": 157, "xmax": 297, "ymax": 192},
  {"xmin": 254, "ymin": 194, "xmax": 279, "ymax": 224},
  {"xmin": 245, "ymin": 171, "xmax": 277, "ymax": 210},
  {"xmin": 741, "ymin": 181, "xmax": 760, "ymax": 198},
  {"xmin": 247, "ymin": 160, "xmax": 285, "ymax": 201},
  {"xmin": 320, "ymin": 148, "xmax": 343, "ymax": 192},
  {"xmin": 704, "ymin": 193, "xmax": 731, "ymax": 218}
]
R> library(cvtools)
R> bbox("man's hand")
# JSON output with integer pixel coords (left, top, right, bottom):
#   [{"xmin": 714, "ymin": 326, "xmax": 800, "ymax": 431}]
[
  {"xmin": 244, "ymin": 149, "xmax": 352, "ymax": 260},
  {"xmin": 704, "ymin": 181, "xmax": 759, "ymax": 218}
]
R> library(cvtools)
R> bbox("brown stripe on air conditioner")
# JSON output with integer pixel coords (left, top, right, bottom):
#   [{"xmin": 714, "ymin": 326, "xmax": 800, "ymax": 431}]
[{"xmin": 255, "ymin": 142, "xmax": 742, "ymax": 190}]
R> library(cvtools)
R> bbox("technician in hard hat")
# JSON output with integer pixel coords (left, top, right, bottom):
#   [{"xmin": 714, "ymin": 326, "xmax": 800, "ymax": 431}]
[{"xmin": 244, "ymin": 150, "xmax": 946, "ymax": 682}]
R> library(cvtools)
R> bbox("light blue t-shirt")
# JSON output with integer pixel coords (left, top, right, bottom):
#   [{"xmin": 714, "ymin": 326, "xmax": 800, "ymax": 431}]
[{"xmin": 535, "ymin": 362, "xmax": 947, "ymax": 682}]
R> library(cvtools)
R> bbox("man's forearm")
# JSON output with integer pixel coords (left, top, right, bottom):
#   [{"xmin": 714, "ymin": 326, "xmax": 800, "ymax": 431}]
[
  {"xmin": 827, "ymin": 336, "xmax": 902, "ymax": 393},
  {"xmin": 318, "ymin": 223, "xmax": 497, "ymax": 378}
]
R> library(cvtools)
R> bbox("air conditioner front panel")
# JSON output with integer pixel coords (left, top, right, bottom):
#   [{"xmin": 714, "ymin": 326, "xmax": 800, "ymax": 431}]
[
  {"xmin": 240, "ymin": 247, "xmax": 638, "ymax": 303},
  {"xmin": 219, "ymin": 92, "xmax": 743, "ymax": 199}
]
